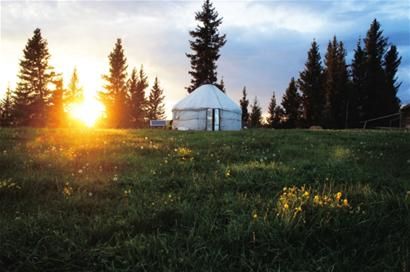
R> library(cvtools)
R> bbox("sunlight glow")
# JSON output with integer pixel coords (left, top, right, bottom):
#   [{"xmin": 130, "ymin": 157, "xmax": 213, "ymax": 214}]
[{"xmin": 67, "ymin": 97, "xmax": 105, "ymax": 127}]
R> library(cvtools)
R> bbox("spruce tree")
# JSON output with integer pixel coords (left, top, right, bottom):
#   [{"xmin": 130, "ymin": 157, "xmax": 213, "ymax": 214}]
[
  {"xmin": 239, "ymin": 86, "xmax": 249, "ymax": 128},
  {"xmin": 363, "ymin": 19, "xmax": 388, "ymax": 119},
  {"xmin": 322, "ymin": 37, "xmax": 349, "ymax": 128},
  {"xmin": 350, "ymin": 39, "xmax": 367, "ymax": 127},
  {"xmin": 186, "ymin": 0, "xmax": 226, "ymax": 93},
  {"xmin": 322, "ymin": 37, "xmax": 338, "ymax": 128},
  {"xmin": 267, "ymin": 91, "xmax": 276, "ymax": 128},
  {"xmin": 249, "ymin": 96, "xmax": 262, "ymax": 128},
  {"xmin": 336, "ymin": 41, "xmax": 349, "ymax": 128},
  {"xmin": 14, "ymin": 28, "xmax": 54, "ymax": 126},
  {"xmin": 281, "ymin": 77, "xmax": 301, "ymax": 128},
  {"xmin": 298, "ymin": 40, "xmax": 324, "ymax": 126},
  {"xmin": 217, "ymin": 77, "xmax": 226, "ymax": 93},
  {"xmin": 383, "ymin": 45, "xmax": 401, "ymax": 114},
  {"xmin": 128, "ymin": 67, "xmax": 146, "ymax": 127},
  {"xmin": 146, "ymin": 77, "xmax": 165, "ymax": 120},
  {"xmin": 137, "ymin": 65, "xmax": 149, "ymax": 99},
  {"xmin": 66, "ymin": 67, "xmax": 83, "ymax": 105},
  {"xmin": 48, "ymin": 77, "xmax": 66, "ymax": 127},
  {"xmin": 12, "ymin": 84, "xmax": 31, "ymax": 127},
  {"xmin": 101, "ymin": 39, "xmax": 130, "ymax": 128},
  {"xmin": 0, "ymin": 86, "xmax": 14, "ymax": 126},
  {"xmin": 273, "ymin": 105, "xmax": 285, "ymax": 129}
]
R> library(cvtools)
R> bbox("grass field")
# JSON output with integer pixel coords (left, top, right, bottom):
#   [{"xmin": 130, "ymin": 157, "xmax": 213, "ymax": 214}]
[{"xmin": 0, "ymin": 128, "xmax": 409, "ymax": 271}]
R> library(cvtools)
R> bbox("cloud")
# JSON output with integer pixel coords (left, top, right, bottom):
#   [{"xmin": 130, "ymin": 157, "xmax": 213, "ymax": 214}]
[{"xmin": 218, "ymin": 1, "xmax": 326, "ymax": 34}]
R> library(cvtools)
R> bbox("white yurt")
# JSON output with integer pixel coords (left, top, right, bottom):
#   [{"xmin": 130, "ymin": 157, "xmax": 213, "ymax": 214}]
[{"xmin": 172, "ymin": 84, "xmax": 242, "ymax": 131}]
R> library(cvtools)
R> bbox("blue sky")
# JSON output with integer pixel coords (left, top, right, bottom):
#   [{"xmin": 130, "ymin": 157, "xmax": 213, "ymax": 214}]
[{"xmin": 1, "ymin": 0, "xmax": 409, "ymax": 118}]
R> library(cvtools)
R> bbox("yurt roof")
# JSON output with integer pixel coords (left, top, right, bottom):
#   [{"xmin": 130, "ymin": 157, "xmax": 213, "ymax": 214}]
[{"xmin": 172, "ymin": 84, "xmax": 241, "ymax": 113}]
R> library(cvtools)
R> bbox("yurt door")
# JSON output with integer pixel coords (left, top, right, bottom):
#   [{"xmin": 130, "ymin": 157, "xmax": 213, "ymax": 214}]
[
  {"xmin": 206, "ymin": 109, "xmax": 220, "ymax": 131},
  {"xmin": 214, "ymin": 109, "xmax": 220, "ymax": 131}
]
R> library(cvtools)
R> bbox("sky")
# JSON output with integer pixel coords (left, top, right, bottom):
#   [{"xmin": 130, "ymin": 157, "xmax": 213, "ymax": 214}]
[{"xmin": 1, "ymin": 0, "xmax": 409, "ymax": 118}]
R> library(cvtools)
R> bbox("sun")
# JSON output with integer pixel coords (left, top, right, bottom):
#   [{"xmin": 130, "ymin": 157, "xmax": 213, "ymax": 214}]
[{"xmin": 67, "ymin": 97, "xmax": 105, "ymax": 127}]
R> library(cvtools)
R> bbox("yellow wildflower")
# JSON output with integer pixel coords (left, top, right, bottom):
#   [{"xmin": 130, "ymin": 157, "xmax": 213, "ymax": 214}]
[
  {"xmin": 225, "ymin": 169, "xmax": 231, "ymax": 177},
  {"xmin": 343, "ymin": 199, "xmax": 349, "ymax": 207},
  {"xmin": 295, "ymin": 206, "xmax": 302, "ymax": 213},
  {"xmin": 336, "ymin": 192, "xmax": 342, "ymax": 201},
  {"xmin": 303, "ymin": 191, "xmax": 310, "ymax": 198}
]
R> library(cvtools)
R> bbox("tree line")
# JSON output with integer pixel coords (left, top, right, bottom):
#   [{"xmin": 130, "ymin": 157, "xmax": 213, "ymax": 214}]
[
  {"xmin": 0, "ymin": 30, "xmax": 165, "ymax": 128},
  {"xmin": 0, "ymin": 0, "xmax": 403, "ymax": 129},
  {"xmin": 100, "ymin": 38, "xmax": 165, "ymax": 128},
  {"xmin": 240, "ymin": 19, "xmax": 401, "ymax": 129}
]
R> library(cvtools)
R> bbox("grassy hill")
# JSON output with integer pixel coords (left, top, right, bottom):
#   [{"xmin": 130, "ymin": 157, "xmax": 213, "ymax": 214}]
[{"xmin": 0, "ymin": 128, "xmax": 409, "ymax": 271}]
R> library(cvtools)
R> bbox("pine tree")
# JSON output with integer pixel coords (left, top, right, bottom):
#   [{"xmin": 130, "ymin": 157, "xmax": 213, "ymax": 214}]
[
  {"xmin": 350, "ymin": 38, "xmax": 367, "ymax": 127},
  {"xmin": 66, "ymin": 67, "xmax": 83, "ymax": 105},
  {"xmin": 239, "ymin": 86, "xmax": 249, "ymax": 128},
  {"xmin": 363, "ymin": 19, "xmax": 388, "ymax": 119},
  {"xmin": 383, "ymin": 45, "xmax": 401, "ymax": 114},
  {"xmin": 186, "ymin": 0, "xmax": 227, "ymax": 93},
  {"xmin": 128, "ymin": 67, "xmax": 147, "ymax": 127},
  {"xmin": 13, "ymin": 28, "xmax": 54, "ymax": 127},
  {"xmin": 101, "ymin": 38, "xmax": 130, "ymax": 128},
  {"xmin": 0, "ymin": 86, "xmax": 14, "ymax": 126},
  {"xmin": 298, "ymin": 40, "xmax": 324, "ymax": 126},
  {"xmin": 267, "ymin": 91, "xmax": 276, "ymax": 128},
  {"xmin": 322, "ymin": 37, "xmax": 349, "ymax": 128},
  {"xmin": 146, "ymin": 77, "xmax": 165, "ymax": 120},
  {"xmin": 249, "ymin": 96, "xmax": 262, "ymax": 128},
  {"xmin": 281, "ymin": 77, "xmax": 301, "ymax": 128},
  {"xmin": 48, "ymin": 77, "xmax": 66, "ymax": 127}
]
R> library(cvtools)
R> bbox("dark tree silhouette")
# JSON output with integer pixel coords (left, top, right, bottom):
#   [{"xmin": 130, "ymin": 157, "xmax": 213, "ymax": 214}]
[
  {"xmin": 350, "ymin": 39, "xmax": 367, "ymax": 127},
  {"xmin": 146, "ymin": 77, "xmax": 165, "ymax": 120},
  {"xmin": 249, "ymin": 96, "xmax": 262, "ymax": 128},
  {"xmin": 186, "ymin": 0, "xmax": 226, "ymax": 93},
  {"xmin": 336, "ymin": 41, "xmax": 349, "ymax": 128},
  {"xmin": 363, "ymin": 19, "xmax": 388, "ymax": 119},
  {"xmin": 267, "ymin": 91, "xmax": 277, "ymax": 128},
  {"xmin": 239, "ymin": 86, "xmax": 249, "ymax": 128},
  {"xmin": 322, "ymin": 37, "xmax": 349, "ymax": 128},
  {"xmin": 101, "ymin": 38, "xmax": 130, "ymax": 128},
  {"xmin": 273, "ymin": 105, "xmax": 285, "ymax": 129},
  {"xmin": 13, "ymin": 28, "xmax": 54, "ymax": 126},
  {"xmin": 48, "ymin": 77, "xmax": 66, "ymax": 127},
  {"xmin": 383, "ymin": 45, "xmax": 401, "ymax": 114},
  {"xmin": 136, "ymin": 65, "xmax": 149, "ymax": 97},
  {"xmin": 217, "ymin": 77, "xmax": 226, "ymax": 93},
  {"xmin": 298, "ymin": 40, "xmax": 324, "ymax": 126},
  {"xmin": 0, "ymin": 86, "xmax": 14, "ymax": 126},
  {"xmin": 128, "ymin": 67, "xmax": 147, "ymax": 127},
  {"xmin": 281, "ymin": 77, "xmax": 302, "ymax": 128}
]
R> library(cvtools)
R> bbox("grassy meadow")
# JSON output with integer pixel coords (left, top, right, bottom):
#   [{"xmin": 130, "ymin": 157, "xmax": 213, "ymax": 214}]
[{"xmin": 0, "ymin": 128, "xmax": 409, "ymax": 271}]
